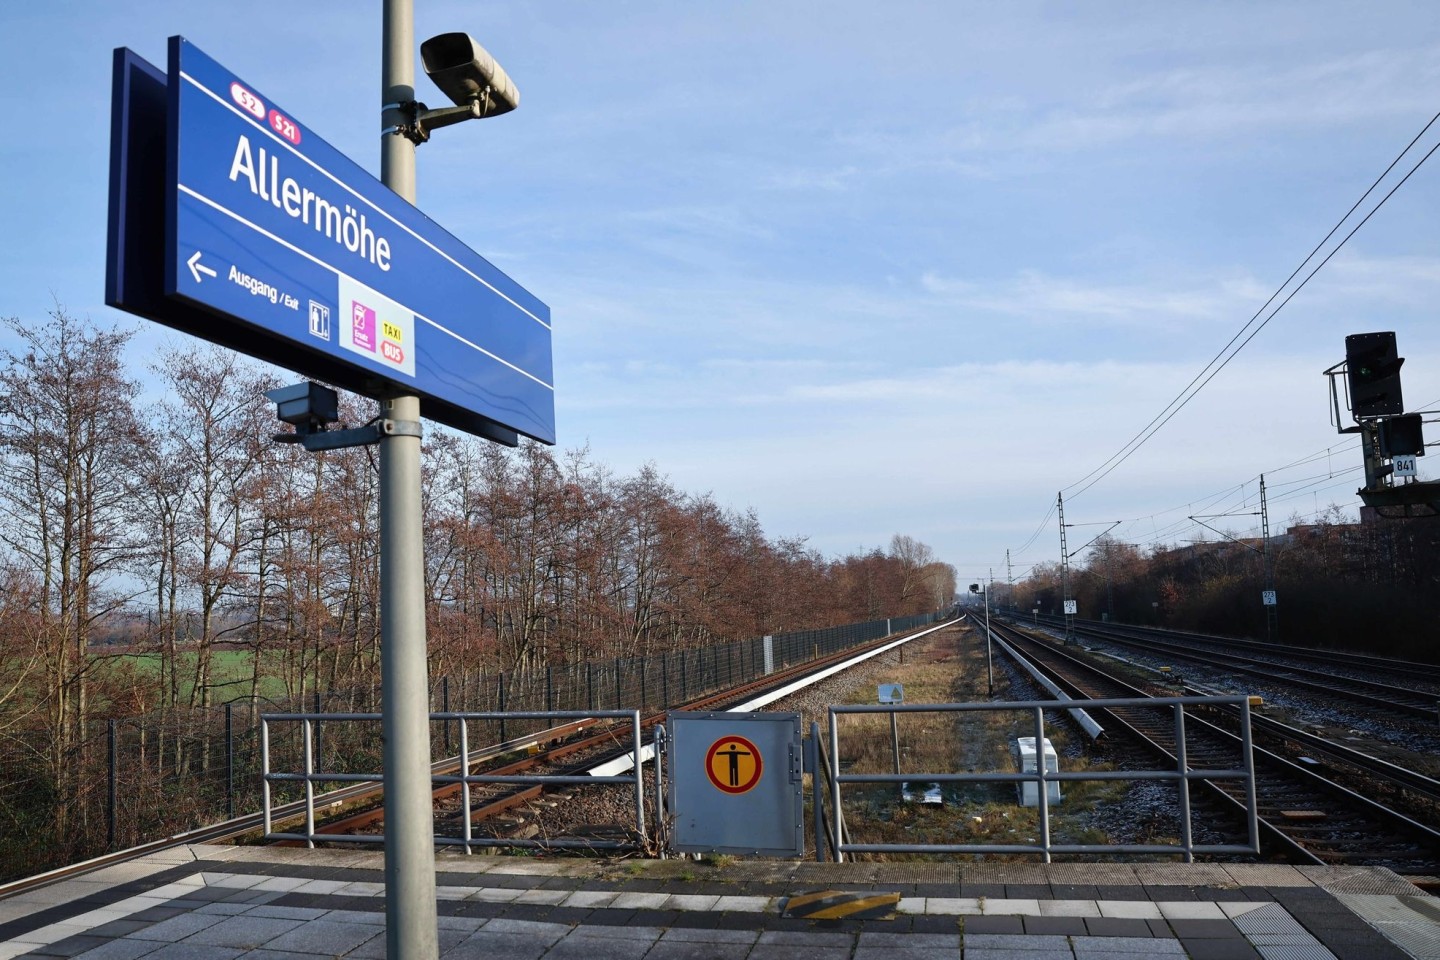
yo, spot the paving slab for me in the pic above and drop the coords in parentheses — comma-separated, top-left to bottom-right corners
(256, 919, 381, 955)
(125, 915, 226, 944)
(539, 937, 653, 960)
(444, 932, 553, 960)
(173, 915, 304, 950)
(3, 848, 1437, 960)
(131, 945, 248, 960)
(1073, 934, 1186, 955)
(641, 941, 750, 960)
(658, 928, 758, 944)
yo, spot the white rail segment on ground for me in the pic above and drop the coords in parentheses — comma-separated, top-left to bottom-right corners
(991, 631, 1106, 740)
(585, 622, 952, 778)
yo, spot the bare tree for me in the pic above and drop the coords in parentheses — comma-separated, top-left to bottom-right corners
(0, 310, 143, 829)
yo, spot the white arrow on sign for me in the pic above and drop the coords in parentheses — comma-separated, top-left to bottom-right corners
(187, 251, 217, 283)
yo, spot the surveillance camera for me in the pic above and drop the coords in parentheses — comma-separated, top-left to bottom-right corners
(265, 382, 339, 429)
(421, 33, 519, 116)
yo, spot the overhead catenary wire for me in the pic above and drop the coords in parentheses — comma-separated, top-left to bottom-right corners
(1060, 108, 1440, 501)
(1005, 393, 1433, 575)
(1070, 141, 1440, 500)
(1015, 457, 1369, 566)
(1012, 499, 1057, 557)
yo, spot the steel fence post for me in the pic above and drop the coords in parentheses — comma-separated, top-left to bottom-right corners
(631, 711, 645, 843)
(302, 718, 316, 849)
(1033, 706, 1051, 863)
(498, 673, 507, 742)
(312, 690, 323, 772)
(442, 676, 451, 753)
(653, 726, 666, 856)
(108, 719, 118, 850)
(460, 718, 472, 855)
(1240, 697, 1260, 855)
(260, 718, 272, 837)
(1174, 703, 1193, 862)
(808, 724, 824, 862)
(828, 710, 843, 863)
(225, 702, 235, 821)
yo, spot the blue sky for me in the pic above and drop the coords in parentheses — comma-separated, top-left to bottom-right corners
(3, 2, 1439, 584)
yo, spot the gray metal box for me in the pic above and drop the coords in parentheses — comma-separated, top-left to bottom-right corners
(667, 711, 804, 857)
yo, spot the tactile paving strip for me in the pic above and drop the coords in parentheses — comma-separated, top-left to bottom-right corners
(872, 863, 957, 883)
(1233, 902, 1310, 936)
(1304, 866, 1426, 896)
(1337, 894, 1440, 959)
(1247, 945, 1338, 960)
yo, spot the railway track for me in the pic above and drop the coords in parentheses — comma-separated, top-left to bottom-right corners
(1031, 614, 1440, 721)
(18, 612, 1435, 896)
(0, 622, 946, 895)
(989, 618, 1440, 875)
(298, 622, 948, 844)
(1048, 615, 1440, 686)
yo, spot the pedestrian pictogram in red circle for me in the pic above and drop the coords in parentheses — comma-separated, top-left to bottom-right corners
(705, 735, 763, 794)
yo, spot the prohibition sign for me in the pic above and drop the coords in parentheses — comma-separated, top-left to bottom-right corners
(705, 735, 763, 794)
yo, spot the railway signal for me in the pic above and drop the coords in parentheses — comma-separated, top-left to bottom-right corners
(1324, 331, 1437, 516)
(1345, 332, 1404, 419)
(1379, 413, 1425, 459)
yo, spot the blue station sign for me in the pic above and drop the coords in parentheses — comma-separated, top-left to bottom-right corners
(107, 37, 554, 444)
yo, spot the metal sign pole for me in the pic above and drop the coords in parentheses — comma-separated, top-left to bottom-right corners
(380, 1, 439, 957)
(985, 568, 993, 696)
(1058, 492, 1073, 643)
(1260, 474, 1278, 644)
(889, 711, 900, 775)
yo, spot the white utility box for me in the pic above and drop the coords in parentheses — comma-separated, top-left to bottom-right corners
(1012, 736, 1061, 807)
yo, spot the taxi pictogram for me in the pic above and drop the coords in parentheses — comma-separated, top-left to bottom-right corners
(704, 735, 763, 794)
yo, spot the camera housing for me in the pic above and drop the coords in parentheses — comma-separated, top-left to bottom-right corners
(265, 382, 339, 430)
(420, 33, 519, 116)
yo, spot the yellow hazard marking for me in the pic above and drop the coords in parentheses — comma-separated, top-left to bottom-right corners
(781, 890, 900, 920)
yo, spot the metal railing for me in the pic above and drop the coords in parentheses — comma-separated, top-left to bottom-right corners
(825, 695, 1260, 862)
(260, 709, 649, 852)
(807, 721, 849, 861)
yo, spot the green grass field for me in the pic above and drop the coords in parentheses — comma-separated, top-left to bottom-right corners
(97, 650, 290, 704)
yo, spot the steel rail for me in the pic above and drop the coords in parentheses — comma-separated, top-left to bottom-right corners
(991, 619, 1440, 871)
(1037, 613, 1440, 686)
(1, 621, 949, 894)
(1053, 620, 1438, 719)
(302, 620, 951, 840)
(990, 621, 1319, 865)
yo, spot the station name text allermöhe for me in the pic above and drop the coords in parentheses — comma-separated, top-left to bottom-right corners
(227, 134, 392, 272)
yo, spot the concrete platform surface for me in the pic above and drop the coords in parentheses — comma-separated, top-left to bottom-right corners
(1, 846, 1436, 959)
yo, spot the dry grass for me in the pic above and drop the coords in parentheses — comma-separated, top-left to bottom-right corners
(826, 624, 1128, 859)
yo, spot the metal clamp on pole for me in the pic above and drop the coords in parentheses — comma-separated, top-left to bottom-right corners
(264, 383, 426, 451)
(390, 99, 492, 144)
(381, 418, 423, 438)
